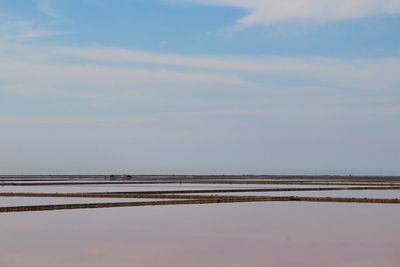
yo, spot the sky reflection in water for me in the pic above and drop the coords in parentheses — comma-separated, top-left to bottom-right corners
(1, 202, 399, 267)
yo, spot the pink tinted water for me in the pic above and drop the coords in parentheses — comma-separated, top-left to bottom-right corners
(0, 202, 399, 267)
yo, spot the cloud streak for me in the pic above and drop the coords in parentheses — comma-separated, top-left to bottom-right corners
(33, 0, 57, 17)
(177, 0, 400, 26)
(0, 116, 154, 125)
(0, 58, 247, 96)
(59, 46, 400, 91)
(1, 44, 399, 100)
(0, 21, 64, 42)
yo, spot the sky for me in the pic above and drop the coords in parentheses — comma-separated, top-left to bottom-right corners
(0, 0, 399, 175)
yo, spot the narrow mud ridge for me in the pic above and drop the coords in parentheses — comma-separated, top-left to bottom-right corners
(1, 196, 400, 213)
(0, 200, 214, 213)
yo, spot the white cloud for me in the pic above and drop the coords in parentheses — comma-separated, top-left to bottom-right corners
(177, 0, 400, 26)
(1, 43, 399, 102)
(0, 44, 248, 99)
(59, 46, 400, 91)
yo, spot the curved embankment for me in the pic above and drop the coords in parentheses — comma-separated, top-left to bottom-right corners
(1, 195, 399, 213)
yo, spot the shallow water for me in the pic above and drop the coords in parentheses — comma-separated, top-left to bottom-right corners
(1, 180, 399, 267)
(194, 189, 400, 199)
(0, 197, 164, 207)
(0, 183, 383, 193)
(0, 202, 399, 267)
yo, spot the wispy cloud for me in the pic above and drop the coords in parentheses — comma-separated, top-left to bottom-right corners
(59, 46, 400, 91)
(33, 0, 57, 17)
(0, 44, 249, 101)
(176, 0, 400, 26)
(0, 21, 64, 42)
(0, 116, 154, 125)
(0, 43, 399, 115)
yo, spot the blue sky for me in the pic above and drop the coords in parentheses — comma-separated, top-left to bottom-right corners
(0, 0, 399, 174)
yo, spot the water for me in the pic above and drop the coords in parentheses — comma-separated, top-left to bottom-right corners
(0, 202, 399, 267)
(193, 189, 400, 199)
(0, 183, 383, 193)
(0, 197, 165, 207)
(1, 180, 399, 267)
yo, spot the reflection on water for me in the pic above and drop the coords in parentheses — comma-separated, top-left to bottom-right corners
(0, 183, 382, 193)
(195, 190, 400, 199)
(1, 177, 399, 267)
(0, 197, 165, 207)
(0, 202, 399, 267)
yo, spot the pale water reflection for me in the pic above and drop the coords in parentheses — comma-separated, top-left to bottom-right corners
(0, 183, 383, 193)
(196, 190, 400, 199)
(1, 202, 399, 267)
(0, 197, 164, 207)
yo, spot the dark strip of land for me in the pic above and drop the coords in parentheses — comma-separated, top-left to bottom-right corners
(1, 196, 400, 213)
(2, 180, 400, 186)
(2, 192, 397, 202)
(1, 175, 400, 182)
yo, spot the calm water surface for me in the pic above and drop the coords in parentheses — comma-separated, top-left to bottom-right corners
(0, 202, 399, 267)
(0, 183, 383, 193)
(196, 190, 400, 199)
(0, 197, 164, 207)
